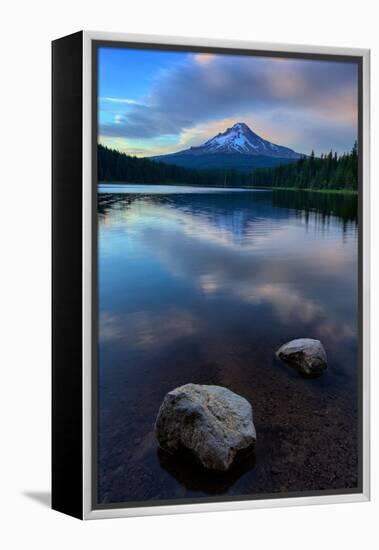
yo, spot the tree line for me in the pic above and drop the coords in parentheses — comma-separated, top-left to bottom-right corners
(98, 144, 252, 186)
(251, 143, 358, 190)
(98, 142, 358, 191)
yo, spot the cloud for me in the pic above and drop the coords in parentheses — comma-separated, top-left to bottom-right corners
(101, 102, 193, 139)
(100, 96, 140, 105)
(194, 53, 216, 65)
(99, 54, 358, 153)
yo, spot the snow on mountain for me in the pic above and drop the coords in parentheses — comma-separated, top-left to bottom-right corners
(178, 122, 303, 159)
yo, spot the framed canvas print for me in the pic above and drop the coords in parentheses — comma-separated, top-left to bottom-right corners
(52, 31, 370, 519)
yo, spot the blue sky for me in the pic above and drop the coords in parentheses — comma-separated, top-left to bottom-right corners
(98, 46, 358, 157)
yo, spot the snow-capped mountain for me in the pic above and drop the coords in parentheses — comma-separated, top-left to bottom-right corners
(179, 122, 302, 159)
(150, 122, 304, 171)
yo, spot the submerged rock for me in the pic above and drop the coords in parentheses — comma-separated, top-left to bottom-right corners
(155, 383, 256, 471)
(276, 338, 327, 377)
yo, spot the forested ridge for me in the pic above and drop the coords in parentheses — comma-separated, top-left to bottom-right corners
(251, 143, 358, 190)
(98, 144, 251, 186)
(98, 143, 358, 191)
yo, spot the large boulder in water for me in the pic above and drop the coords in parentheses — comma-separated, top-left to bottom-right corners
(276, 338, 327, 377)
(155, 383, 256, 471)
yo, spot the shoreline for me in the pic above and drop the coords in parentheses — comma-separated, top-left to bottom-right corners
(247, 186, 358, 195)
(98, 181, 357, 194)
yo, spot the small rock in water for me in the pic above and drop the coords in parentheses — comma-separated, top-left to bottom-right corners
(276, 338, 327, 377)
(155, 383, 256, 471)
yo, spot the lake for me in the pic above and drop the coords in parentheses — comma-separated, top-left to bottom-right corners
(97, 185, 359, 505)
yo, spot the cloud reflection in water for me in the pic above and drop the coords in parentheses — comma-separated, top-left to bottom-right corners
(98, 189, 357, 358)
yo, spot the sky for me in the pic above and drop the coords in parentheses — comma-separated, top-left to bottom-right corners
(98, 46, 358, 157)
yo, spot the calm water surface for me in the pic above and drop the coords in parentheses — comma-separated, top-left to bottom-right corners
(97, 185, 359, 505)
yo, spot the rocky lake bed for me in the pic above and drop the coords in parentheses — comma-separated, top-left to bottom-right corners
(98, 333, 358, 504)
